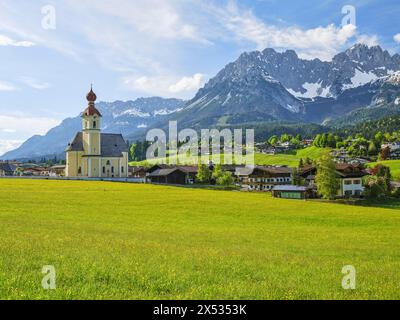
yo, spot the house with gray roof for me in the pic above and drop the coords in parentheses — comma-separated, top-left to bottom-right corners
(0, 162, 16, 176)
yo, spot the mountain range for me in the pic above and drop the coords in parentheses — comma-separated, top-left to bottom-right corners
(1, 43, 400, 160)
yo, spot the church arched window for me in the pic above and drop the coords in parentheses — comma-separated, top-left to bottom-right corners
(93, 121, 96, 128)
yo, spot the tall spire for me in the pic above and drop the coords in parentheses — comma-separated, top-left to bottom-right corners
(83, 85, 101, 117)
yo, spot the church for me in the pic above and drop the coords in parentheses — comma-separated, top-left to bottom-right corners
(65, 87, 129, 178)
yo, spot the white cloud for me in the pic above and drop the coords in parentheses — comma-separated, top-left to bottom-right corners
(394, 33, 400, 43)
(356, 34, 379, 47)
(0, 115, 60, 137)
(168, 74, 205, 93)
(208, 2, 357, 61)
(0, 81, 17, 91)
(0, 0, 386, 100)
(77, 0, 211, 44)
(0, 139, 23, 156)
(0, 34, 34, 47)
(123, 73, 206, 98)
(19, 77, 51, 90)
(1, 128, 16, 133)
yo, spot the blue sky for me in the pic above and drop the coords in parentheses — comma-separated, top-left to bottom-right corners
(0, 0, 399, 155)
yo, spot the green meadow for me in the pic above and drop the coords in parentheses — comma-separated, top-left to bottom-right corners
(368, 160, 400, 181)
(254, 147, 331, 167)
(129, 146, 330, 167)
(0, 179, 399, 300)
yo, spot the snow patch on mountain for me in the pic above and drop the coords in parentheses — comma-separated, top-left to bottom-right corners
(154, 107, 183, 116)
(387, 72, 400, 85)
(222, 91, 232, 106)
(344, 68, 379, 89)
(285, 104, 299, 112)
(287, 82, 331, 99)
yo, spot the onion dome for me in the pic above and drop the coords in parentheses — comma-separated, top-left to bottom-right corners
(86, 86, 97, 102)
(82, 85, 102, 117)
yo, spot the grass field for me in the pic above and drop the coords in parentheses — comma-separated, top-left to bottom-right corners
(0, 179, 399, 300)
(254, 147, 330, 167)
(129, 146, 330, 167)
(368, 160, 400, 181)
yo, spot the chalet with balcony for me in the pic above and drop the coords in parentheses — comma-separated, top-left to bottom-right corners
(235, 166, 293, 191)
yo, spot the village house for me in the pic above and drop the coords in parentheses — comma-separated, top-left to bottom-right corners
(235, 166, 293, 191)
(381, 142, 400, 160)
(336, 163, 367, 198)
(20, 167, 46, 176)
(0, 162, 16, 176)
(331, 149, 351, 163)
(128, 166, 147, 182)
(275, 141, 296, 153)
(299, 163, 367, 198)
(255, 143, 276, 155)
(301, 139, 314, 147)
(65, 87, 129, 178)
(298, 164, 317, 187)
(49, 165, 66, 177)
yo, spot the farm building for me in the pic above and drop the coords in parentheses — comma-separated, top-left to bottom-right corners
(147, 168, 189, 185)
(272, 185, 310, 199)
(146, 165, 198, 185)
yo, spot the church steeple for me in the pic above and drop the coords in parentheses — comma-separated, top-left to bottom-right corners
(83, 85, 102, 117)
(81, 85, 102, 157)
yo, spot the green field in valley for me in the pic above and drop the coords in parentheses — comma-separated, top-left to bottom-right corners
(368, 160, 400, 181)
(129, 146, 330, 167)
(254, 147, 331, 167)
(0, 179, 399, 300)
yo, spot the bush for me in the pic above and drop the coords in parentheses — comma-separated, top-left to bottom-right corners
(363, 176, 388, 199)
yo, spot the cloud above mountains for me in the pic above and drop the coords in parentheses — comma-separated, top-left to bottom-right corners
(0, 81, 17, 92)
(0, 0, 393, 99)
(123, 73, 206, 98)
(0, 34, 34, 47)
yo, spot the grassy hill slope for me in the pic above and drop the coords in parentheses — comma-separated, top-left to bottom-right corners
(129, 146, 330, 167)
(367, 160, 400, 181)
(0, 179, 399, 299)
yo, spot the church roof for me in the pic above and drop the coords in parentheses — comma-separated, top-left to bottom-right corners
(66, 132, 128, 157)
(66, 132, 84, 152)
